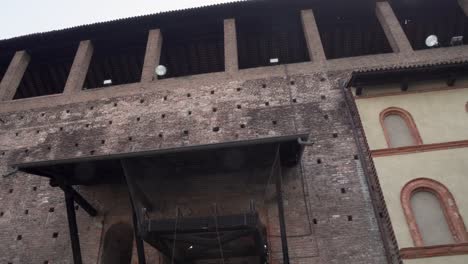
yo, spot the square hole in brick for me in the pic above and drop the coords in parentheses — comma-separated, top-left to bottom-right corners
(210, 90, 215, 94)
(49, 207, 55, 213)
(212, 127, 220, 132)
(316, 159, 322, 164)
(52, 232, 58, 238)
(237, 105, 242, 109)
(347, 215, 353, 221)
(212, 107, 217, 112)
(17, 235, 22, 240)
(33, 186, 37, 191)
(354, 155, 359, 160)
(183, 130, 189, 135)
(341, 188, 346, 194)
(332, 133, 338, 138)
(24, 210, 28, 215)
(324, 114, 329, 120)
(9, 189, 13, 193)
(1, 212, 4, 217)
(313, 218, 318, 224)
(321, 95, 326, 100)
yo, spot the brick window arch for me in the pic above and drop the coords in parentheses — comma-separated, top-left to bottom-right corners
(401, 178, 468, 247)
(380, 107, 423, 148)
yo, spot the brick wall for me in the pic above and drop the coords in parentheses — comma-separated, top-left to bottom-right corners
(0, 71, 387, 264)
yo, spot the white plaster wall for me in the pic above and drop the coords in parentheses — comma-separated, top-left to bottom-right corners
(355, 87, 468, 150)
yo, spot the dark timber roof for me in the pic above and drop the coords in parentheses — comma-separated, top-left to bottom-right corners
(0, 0, 375, 53)
(346, 60, 468, 87)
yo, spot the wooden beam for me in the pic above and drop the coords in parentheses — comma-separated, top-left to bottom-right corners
(301, 9, 326, 63)
(224, 19, 239, 73)
(64, 40, 93, 94)
(141, 29, 163, 82)
(0, 50, 30, 101)
(376, 2, 413, 54)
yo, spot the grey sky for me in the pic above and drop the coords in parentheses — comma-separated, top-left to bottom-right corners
(0, 0, 236, 40)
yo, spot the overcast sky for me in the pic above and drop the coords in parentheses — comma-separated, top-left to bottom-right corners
(0, 0, 236, 40)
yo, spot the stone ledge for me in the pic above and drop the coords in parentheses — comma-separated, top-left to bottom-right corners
(400, 243, 468, 259)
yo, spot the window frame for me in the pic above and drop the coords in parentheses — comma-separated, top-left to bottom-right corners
(400, 178, 468, 247)
(380, 107, 423, 148)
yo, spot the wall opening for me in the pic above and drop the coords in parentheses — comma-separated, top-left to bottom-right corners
(158, 19, 224, 79)
(315, 9, 392, 59)
(411, 191, 455, 246)
(391, 0, 468, 50)
(101, 223, 134, 264)
(236, 10, 310, 69)
(13, 44, 77, 100)
(84, 31, 147, 89)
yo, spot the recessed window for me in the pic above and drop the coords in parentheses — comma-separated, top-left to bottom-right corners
(380, 107, 422, 148)
(391, 0, 468, 50)
(315, 9, 392, 59)
(411, 191, 455, 246)
(159, 19, 224, 79)
(13, 44, 77, 99)
(401, 178, 468, 247)
(236, 10, 309, 69)
(84, 31, 147, 89)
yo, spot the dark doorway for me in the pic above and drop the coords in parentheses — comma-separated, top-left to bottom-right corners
(101, 223, 134, 264)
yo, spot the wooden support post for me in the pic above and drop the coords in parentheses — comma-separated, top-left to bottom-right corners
(275, 148, 290, 264)
(64, 40, 93, 94)
(58, 185, 97, 217)
(141, 29, 163, 82)
(224, 18, 239, 73)
(131, 199, 147, 264)
(300, 9, 326, 63)
(0, 50, 30, 101)
(376, 2, 413, 54)
(64, 186, 83, 264)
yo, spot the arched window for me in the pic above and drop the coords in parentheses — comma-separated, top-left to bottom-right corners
(380, 107, 422, 148)
(401, 178, 468, 247)
(101, 223, 134, 264)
